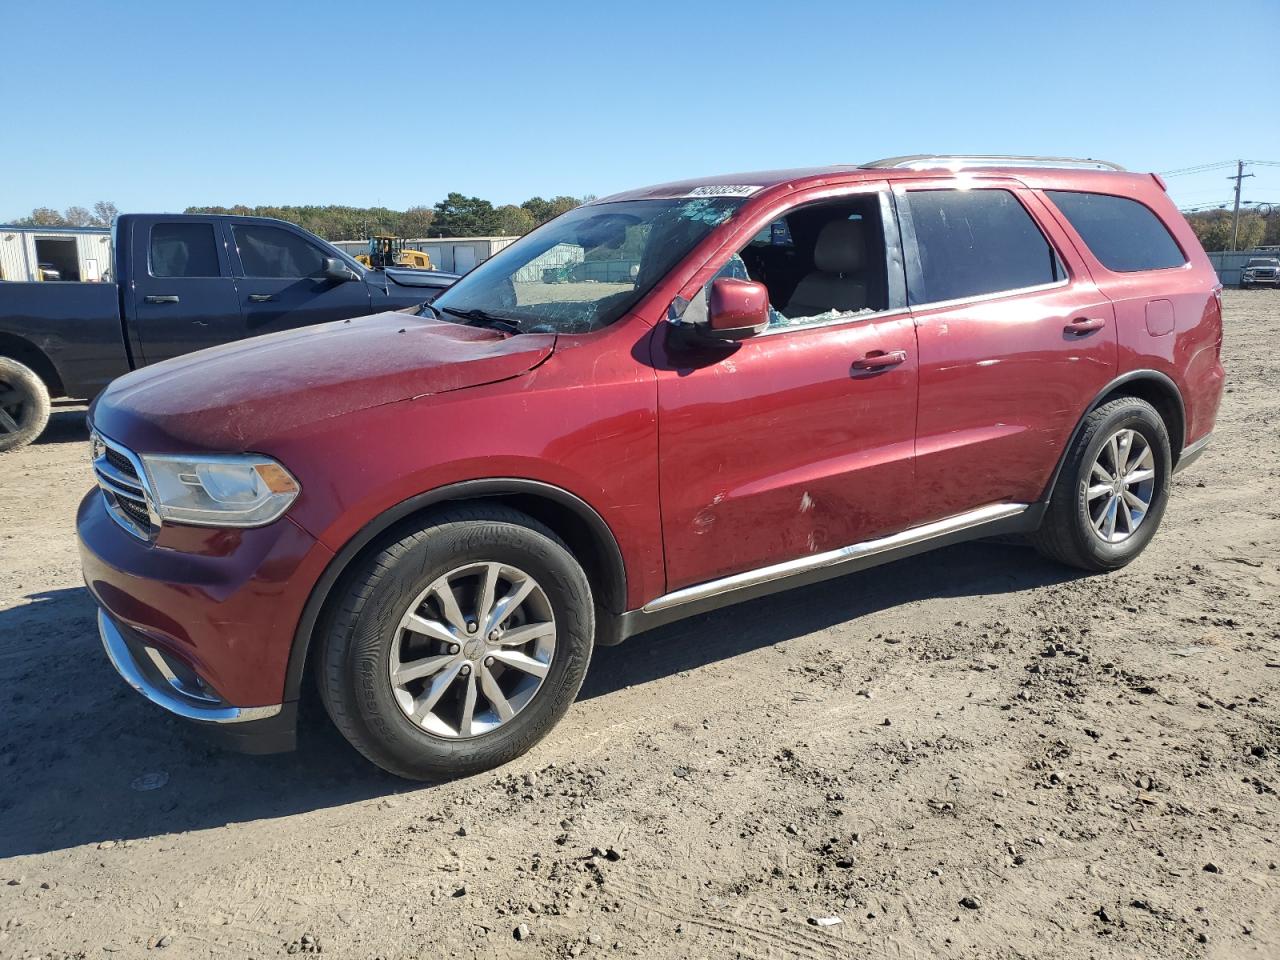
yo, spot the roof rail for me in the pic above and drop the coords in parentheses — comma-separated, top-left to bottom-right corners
(863, 154, 1126, 172)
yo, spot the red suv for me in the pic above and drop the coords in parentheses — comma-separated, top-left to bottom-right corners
(79, 156, 1224, 779)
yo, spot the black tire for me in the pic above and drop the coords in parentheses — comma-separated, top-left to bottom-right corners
(1031, 397, 1172, 572)
(316, 504, 595, 780)
(0, 357, 52, 453)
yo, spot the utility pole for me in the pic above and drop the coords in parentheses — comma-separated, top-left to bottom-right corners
(1228, 160, 1255, 251)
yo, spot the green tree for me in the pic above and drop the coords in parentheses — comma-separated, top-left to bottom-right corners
(1187, 209, 1268, 252)
(400, 205, 436, 237)
(62, 206, 93, 226)
(91, 201, 119, 228)
(1235, 214, 1266, 250)
(430, 194, 499, 236)
(1263, 210, 1280, 246)
(522, 195, 583, 226)
(494, 204, 535, 236)
(16, 207, 67, 226)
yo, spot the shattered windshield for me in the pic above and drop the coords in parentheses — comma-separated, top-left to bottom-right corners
(428, 197, 745, 334)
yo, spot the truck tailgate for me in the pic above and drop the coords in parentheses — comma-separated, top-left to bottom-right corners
(1, 282, 128, 399)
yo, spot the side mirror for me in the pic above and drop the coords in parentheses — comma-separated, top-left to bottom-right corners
(322, 257, 358, 281)
(707, 277, 769, 340)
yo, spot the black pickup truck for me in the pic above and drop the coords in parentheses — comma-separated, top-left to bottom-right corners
(0, 213, 457, 451)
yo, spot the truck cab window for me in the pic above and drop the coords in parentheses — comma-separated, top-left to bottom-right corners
(150, 223, 220, 278)
(233, 224, 327, 279)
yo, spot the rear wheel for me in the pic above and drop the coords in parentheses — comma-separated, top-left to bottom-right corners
(0, 357, 52, 453)
(1031, 397, 1172, 571)
(317, 504, 594, 780)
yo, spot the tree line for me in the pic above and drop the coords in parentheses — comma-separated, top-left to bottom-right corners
(1183, 207, 1279, 253)
(6, 194, 588, 240)
(184, 194, 591, 240)
(9, 201, 119, 229)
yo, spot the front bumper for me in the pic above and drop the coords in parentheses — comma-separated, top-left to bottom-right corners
(1242, 275, 1279, 285)
(97, 609, 280, 722)
(78, 487, 334, 753)
(98, 610, 299, 753)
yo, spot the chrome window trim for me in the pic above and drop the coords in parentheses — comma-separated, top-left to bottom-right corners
(754, 306, 912, 337)
(905, 277, 1071, 314)
(642, 502, 1029, 614)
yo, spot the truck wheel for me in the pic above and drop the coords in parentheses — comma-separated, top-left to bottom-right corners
(316, 504, 595, 780)
(1031, 397, 1172, 572)
(0, 357, 52, 454)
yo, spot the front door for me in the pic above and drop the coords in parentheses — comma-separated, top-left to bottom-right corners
(654, 186, 919, 592)
(130, 219, 244, 364)
(228, 222, 372, 336)
(896, 182, 1118, 521)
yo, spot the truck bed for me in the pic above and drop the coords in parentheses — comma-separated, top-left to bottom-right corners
(0, 282, 129, 399)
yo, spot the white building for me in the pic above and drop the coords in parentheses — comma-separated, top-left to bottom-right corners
(330, 236, 519, 274)
(0, 225, 113, 282)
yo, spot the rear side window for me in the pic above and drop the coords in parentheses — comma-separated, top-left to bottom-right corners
(150, 223, 220, 278)
(904, 189, 1063, 304)
(233, 224, 327, 278)
(1045, 190, 1185, 273)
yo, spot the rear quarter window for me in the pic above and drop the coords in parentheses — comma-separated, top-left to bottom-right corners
(1045, 190, 1186, 273)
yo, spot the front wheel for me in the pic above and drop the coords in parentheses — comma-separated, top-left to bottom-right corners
(316, 504, 595, 780)
(0, 357, 52, 453)
(1031, 397, 1172, 571)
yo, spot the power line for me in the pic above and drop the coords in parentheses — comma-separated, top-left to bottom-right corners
(1160, 160, 1236, 176)
(1160, 159, 1280, 176)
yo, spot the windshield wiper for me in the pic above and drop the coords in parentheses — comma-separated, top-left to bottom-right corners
(437, 305, 523, 334)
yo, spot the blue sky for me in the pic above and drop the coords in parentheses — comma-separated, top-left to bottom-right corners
(5, 0, 1278, 220)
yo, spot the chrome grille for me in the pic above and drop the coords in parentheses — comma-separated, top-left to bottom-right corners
(91, 430, 156, 541)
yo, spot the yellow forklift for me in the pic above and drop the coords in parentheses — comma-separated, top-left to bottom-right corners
(355, 235, 434, 271)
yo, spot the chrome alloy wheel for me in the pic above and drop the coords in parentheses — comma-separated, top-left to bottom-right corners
(1087, 428, 1157, 544)
(389, 561, 556, 738)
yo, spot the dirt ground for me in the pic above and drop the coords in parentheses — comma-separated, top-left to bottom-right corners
(1, 290, 1277, 960)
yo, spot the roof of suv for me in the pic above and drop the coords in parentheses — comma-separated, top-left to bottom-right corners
(597, 156, 1151, 204)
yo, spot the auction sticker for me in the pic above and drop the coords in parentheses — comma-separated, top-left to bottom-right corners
(685, 185, 763, 198)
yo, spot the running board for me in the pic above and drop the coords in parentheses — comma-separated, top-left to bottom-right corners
(615, 502, 1036, 641)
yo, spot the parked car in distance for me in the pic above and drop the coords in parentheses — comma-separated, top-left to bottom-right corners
(1240, 256, 1279, 289)
(0, 213, 457, 451)
(78, 156, 1224, 780)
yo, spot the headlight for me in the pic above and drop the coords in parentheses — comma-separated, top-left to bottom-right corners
(140, 453, 300, 527)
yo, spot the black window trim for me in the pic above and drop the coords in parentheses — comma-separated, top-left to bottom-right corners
(1042, 188, 1189, 275)
(146, 220, 226, 280)
(893, 184, 1071, 311)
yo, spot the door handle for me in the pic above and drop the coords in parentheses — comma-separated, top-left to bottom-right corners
(248, 294, 275, 303)
(144, 295, 179, 304)
(851, 349, 908, 372)
(1065, 317, 1106, 334)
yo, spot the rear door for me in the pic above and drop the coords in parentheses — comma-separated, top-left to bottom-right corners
(227, 221, 372, 336)
(896, 181, 1117, 521)
(130, 218, 243, 364)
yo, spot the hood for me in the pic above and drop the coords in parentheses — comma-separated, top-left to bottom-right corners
(91, 311, 554, 452)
